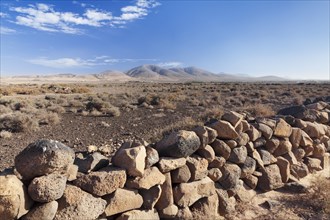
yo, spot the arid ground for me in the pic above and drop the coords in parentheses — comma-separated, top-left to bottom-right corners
(1, 81, 330, 219)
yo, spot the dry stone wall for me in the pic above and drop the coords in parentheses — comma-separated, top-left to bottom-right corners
(1, 101, 330, 219)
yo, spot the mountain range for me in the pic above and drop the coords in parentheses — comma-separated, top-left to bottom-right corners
(2, 65, 287, 84)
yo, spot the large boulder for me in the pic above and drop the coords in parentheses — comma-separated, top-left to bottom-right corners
(173, 177, 215, 207)
(211, 139, 231, 159)
(228, 146, 247, 164)
(222, 111, 244, 128)
(257, 164, 283, 191)
(28, 173, 67, 202)
(0, 171, 33, 219)
(22, 201, 58, 220)
(104, 188, 143, 217)
(219, 163, 241, 190)
(155, 172, 174, 210)
(55, 185, 106, 220)
(15, 139, 75, 180)
(209, 120, 239, 139)
(73, 167, 126, 196)
(155, 130, 200, 158)
(186, 155, 209, 181)
(126, 167, 165, 190)
(274, 118, 292, 138)
(171, 165, 191, 183)
(112, 144, 146, 177)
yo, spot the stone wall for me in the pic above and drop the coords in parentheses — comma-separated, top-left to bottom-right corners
(1, 101, 330, 219)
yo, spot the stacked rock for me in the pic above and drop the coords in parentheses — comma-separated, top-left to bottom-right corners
(0, 101, 329, 219)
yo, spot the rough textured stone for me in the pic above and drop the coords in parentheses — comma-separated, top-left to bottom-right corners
(74, 152, 109, 173)
(208, 168, 222, 181)
(235, 183, 256, 202)
(55, 185, 106, 220)
(222, 111, 244, 128)
(158, 157, 186, 173)
(126, 167, 165, 190)
(313, 143, 326, 158)
(0, 171, 33, 219)
(235, 121, 244, 133)
(206, 126, 217, 144)
(192, 126, 209, 148)
(117, 209, 159, 220)
(171, 165, 191, 183)
(240, 156, 257, 178)
(158, 204, 178, 218)
(15, 139, 75, 180)
(197, 145, 215, 162)
(225, 139, 238, 148)
(243, 174, 258, 189)
(104, 188, 143, 217)
(173, 177, 215, 207)
(211, 139, 231, 159)
(219, 163, 241, 190)
(257, 123, 273, 140)
(246, 125, 261, 142)
(258, 149, 277, 166)
(228, 146, 247, 164)
(253, 137, 267, 148)
(241, 120, 250, 132)
(73, 167, 126, 196)
(300, 130, 313, 147)
(292, 148, 305, 162)
(112, 145, 146, 177)
(251, 150, 264, 168)
(216, 187, 236, 216)
(274, 118, 292, 138)
(191, 194, 219, 218)
(265, 137, 280, 153)
(236, 132, 250, 146)
(303, 122, 325, 138)
(186, 155, 208, 181)
(22, 201, 58, 220)
(257, 164, 283, 191)
(145, 146, 159, 168)
(208, 156, 226, 169)
(273, 139, 292, 156)
(246, 141, 255, 154)
(140, 185, 162, 210)
(320, 153, 330, 170)
(290, 128, 303, 148)
(276, 156, 290, 183)
(155, 130, 201, 158)
(28, 173, 67, 203)
(305, 157, 322, 172)
(209, 120, 239, 139)
(155, 172, 174, 210)
(282, 151, 298, 165)
(256, 118, 276, 130)
(177, 207, 193, 219)
(66, 164, 78, 181)
(290, 162, 309, 179)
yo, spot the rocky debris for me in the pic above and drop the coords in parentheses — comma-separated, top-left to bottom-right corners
(112, 144, 146, 177)
(117, 209, 160, 220)
(197, 145, 215, 162)
(273, 139, 292, 156)
(222, 111, 244, 128)
(66, 164, 78, 181)
(173, 177, 215, 207)
(243, 174, 258, 189)
(126, 167, 165, 190)
(155, 130, 200, 158)
(209, 120, 239, 139)
(158, 157, 186, 173)
(265, 137, 280, 153)
(211, 139, 231, 159)
(15, 139, 75, 180)
(0, 171, 33, 219)
(74, 152, 109, 173)
(104, 188, 143, 217)
(216, 187, 236, 216)
(73, 167, 126, 196)
(140, 185, 162, 210)
(28, 173, 67, 202)
(55, 185, 106, 220)
(257, 164, 283, 191)
(155, 172, 174, 210)
(145, 146, 159, 168)
(22, 201, 58, 220)
(209, 156, 226, 169)
(186, 155, 209, 181)
(228, 146, 247, 164)
(246, 125, 261, 142)
(191, 194, 219, 218)
(305, 157, 322, 172)
(171, 165, 191, 183)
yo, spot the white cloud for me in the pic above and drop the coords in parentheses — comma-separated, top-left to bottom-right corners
(0, 26, 17, 34)
(7, 0, 161, 34)
(28, 56, 159, 68)
(158, 62, 183, 68)
(0, 12, 8, 18)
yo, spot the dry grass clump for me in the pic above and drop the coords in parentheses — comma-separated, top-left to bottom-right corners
(138, 93, 177, 110)
(243, 104, 275, 117)
(0, 112, 39, 132)
(306, 176, 330, 215)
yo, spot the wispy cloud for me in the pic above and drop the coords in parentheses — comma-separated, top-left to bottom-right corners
(28, 56, 158, 68)
(0, 12, 8, 18)
(158, 62, 183, 68)
(8, 0, 161, 34)
(0, 26, 16, 34)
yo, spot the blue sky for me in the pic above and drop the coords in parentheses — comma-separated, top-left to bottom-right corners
(0, 0, 329, 79)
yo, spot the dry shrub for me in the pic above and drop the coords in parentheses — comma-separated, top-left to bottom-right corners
(201, 106, 224, 121)
(37, 111, 60, 125)
(103, 106, 121, 117)
(0, 112, 39, 132)
(307, 176, 330, 215)
(47, 105, 65, 114)
(243, 104, 275, 117)
(0, 130, 12, 139)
